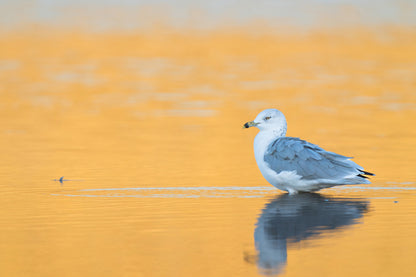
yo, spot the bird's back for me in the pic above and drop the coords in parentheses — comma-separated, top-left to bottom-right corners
(262, 137, 373, 192)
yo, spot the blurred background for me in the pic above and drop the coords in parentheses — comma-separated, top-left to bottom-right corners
(1, 1, 416, 277)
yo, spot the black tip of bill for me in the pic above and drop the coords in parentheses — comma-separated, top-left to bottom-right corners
(243, 121, 258, 129)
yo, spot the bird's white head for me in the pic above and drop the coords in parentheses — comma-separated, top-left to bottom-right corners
(244, 109, 287, 136)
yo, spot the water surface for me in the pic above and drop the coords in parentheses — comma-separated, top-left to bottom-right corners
(0, 25, 416, 277)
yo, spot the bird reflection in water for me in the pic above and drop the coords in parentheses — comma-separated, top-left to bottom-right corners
(250, 193, 369, 276)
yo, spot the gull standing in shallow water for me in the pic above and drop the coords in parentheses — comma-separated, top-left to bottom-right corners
(244, 109, 374, 194)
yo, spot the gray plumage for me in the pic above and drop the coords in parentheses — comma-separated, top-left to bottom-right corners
(264, 137, 370, 183)
(245, 108, 374, 193)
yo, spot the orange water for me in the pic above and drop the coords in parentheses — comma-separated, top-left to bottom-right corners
(0, 28, 415, 276)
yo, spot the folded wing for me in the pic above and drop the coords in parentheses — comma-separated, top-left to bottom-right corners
(264, 137, 371, 181)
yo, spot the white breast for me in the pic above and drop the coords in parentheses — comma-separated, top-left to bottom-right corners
(254, 131, 282, 186)
(253, 130, 305, 193)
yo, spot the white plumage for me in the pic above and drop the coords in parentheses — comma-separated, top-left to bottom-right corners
(244, 109, 374, 194)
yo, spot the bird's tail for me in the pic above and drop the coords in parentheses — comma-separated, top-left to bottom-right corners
(357, 169, 375, 179)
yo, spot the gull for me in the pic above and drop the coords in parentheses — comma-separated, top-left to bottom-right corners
(244, 109, 374, 194)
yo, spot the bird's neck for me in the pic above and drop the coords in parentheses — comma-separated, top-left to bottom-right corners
(254, 129, 286, 164)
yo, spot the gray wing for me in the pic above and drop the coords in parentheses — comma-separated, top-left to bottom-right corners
(264, 137, 364, 180)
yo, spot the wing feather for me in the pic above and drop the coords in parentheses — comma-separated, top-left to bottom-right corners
(264, 137, 362, 181)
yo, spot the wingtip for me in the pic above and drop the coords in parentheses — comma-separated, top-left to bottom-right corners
(359, 169, 375, 176)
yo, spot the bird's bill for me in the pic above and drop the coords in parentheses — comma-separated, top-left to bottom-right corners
(243, 121, 259, 128)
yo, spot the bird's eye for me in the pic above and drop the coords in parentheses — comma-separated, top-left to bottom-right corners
(264, 116, 271, 121)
